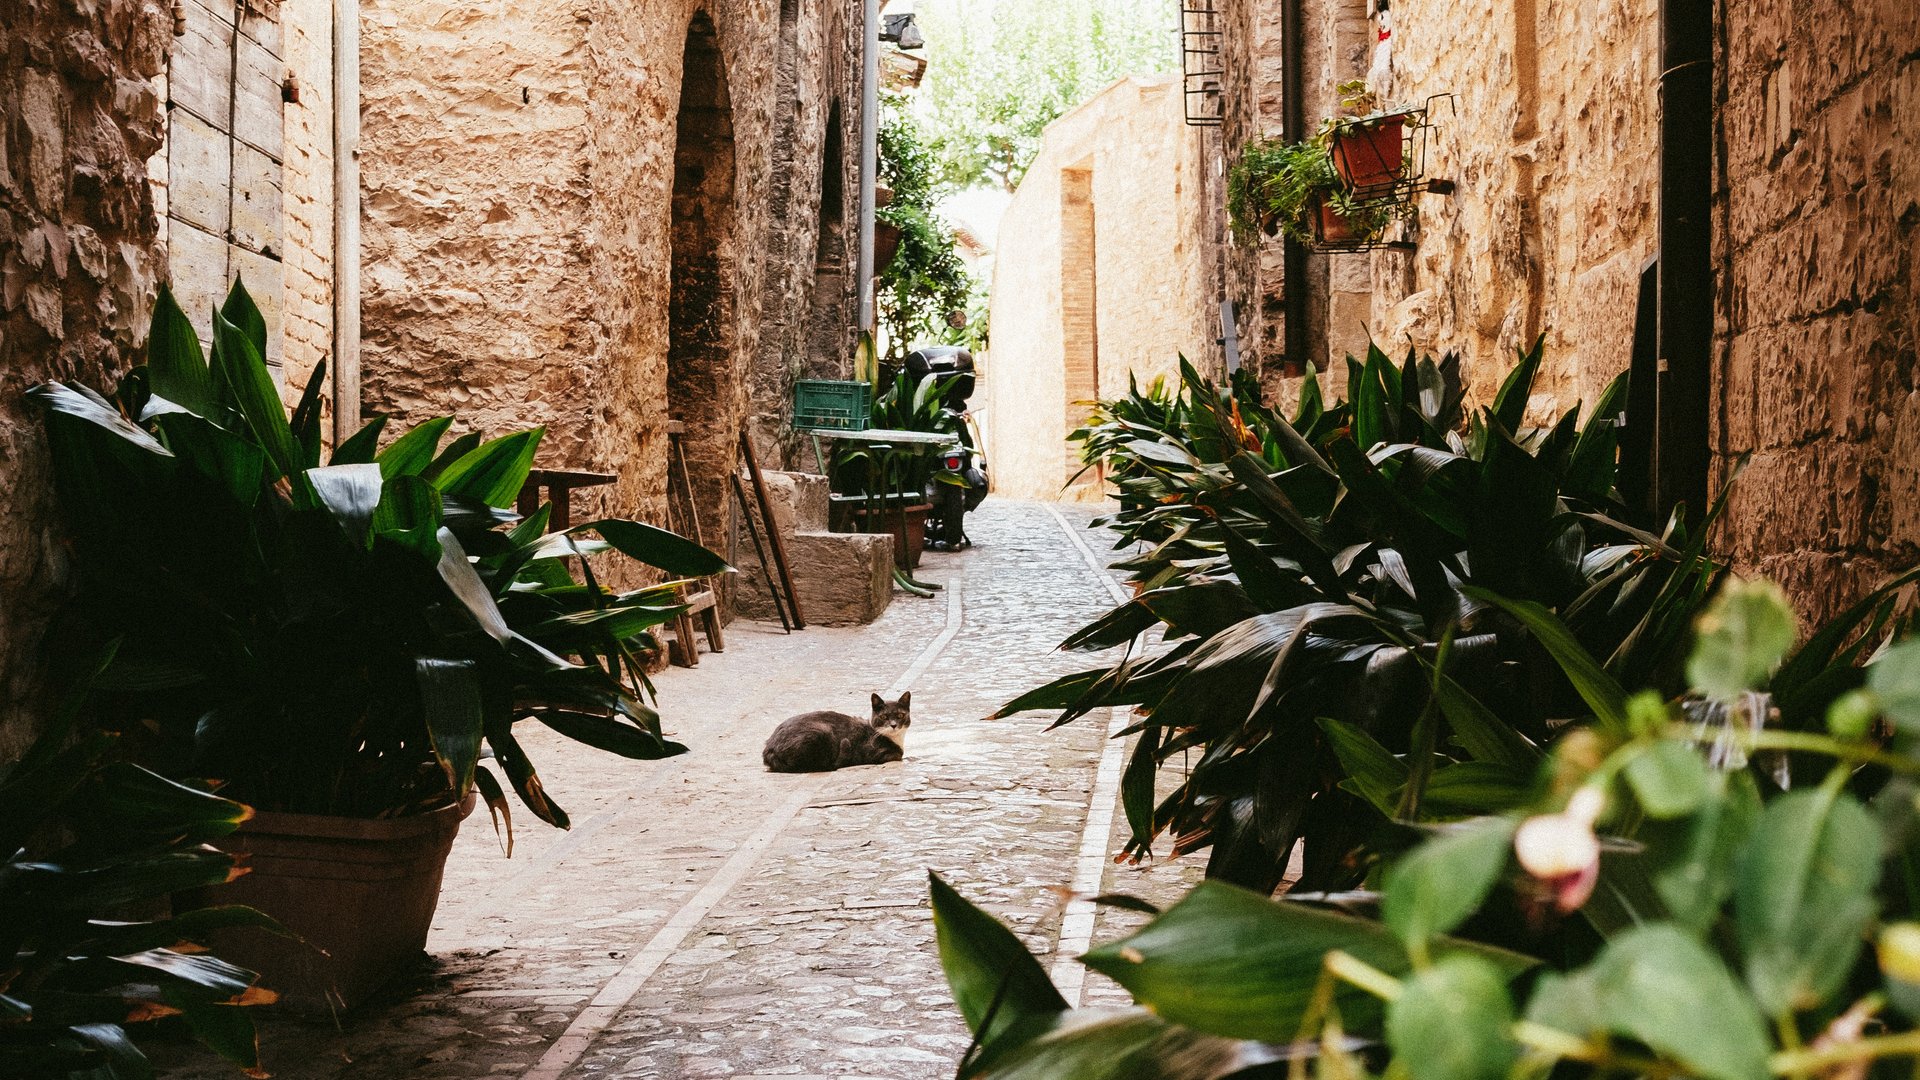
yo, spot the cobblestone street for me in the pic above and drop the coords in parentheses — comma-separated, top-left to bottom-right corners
(163, 500, 1201, 1080)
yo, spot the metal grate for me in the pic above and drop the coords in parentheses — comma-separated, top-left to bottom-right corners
(1180, 1, 1225, 126)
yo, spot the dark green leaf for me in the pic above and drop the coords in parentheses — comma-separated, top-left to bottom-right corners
(1586, 924, 1770, 1080)
(307, 463, 385, 546)
(537, 711, 683, 760)
(1466, 588, 1630, 734)
(929, 871, 1069, 1054)
(1641, 769, 1760, 933)
(1381, 818, 1517, 949)
(1386, 956, 1519, 1080)
(1735, 787, 1881, 1013)
(417, 659, 484, 796)
(964, 1008, 1276, 1080)
(1082, 881, 1534, 1042)
(377, 416, 454, 478)
(571, 518, 731, 578)
(1318, 717, 1409, 815)
(1623, 741, 1711, 819)
(1490, 335, 1544, 435)
(146, 284, 215, 416)
(434, 428, 544, 508)
(330, 414, 389, 465)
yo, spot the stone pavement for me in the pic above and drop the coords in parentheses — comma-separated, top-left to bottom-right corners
(159, 500, 1204, 1080)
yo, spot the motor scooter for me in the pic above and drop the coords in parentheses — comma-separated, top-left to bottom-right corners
(903, 345, 988, 549)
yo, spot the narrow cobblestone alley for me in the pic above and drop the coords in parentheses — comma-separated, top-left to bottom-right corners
(162, 500, 1200, 1080)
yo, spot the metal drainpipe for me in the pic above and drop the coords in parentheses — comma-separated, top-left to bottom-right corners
(1653, 0, 1712, 524)
(332, 0, 362, 440)
(1279, 0, 1309, 376)
(856, 0, 879, 332)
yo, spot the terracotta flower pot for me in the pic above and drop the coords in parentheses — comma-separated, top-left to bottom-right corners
(179, 797, 474, 1013)
(1316, 198, 1357, 243)
(874, 220, 903, 273)
(1331, 114, 1408, 193)
(832, 497, 930, 569)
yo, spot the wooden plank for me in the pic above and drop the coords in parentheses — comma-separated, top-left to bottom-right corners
(168, 2, 234, 129)
(231, 30, 284, 159)
(166, 221, 229, 349)
(167, 109, 231, 236)
(230, 139, 283, 256)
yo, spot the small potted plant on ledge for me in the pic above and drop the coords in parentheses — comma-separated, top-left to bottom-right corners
(31, 280, 730, 1012)
(1326, 78, 1419, 196)
(1227, 134, 1395, 248)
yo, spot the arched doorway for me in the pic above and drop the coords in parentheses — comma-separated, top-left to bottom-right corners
(667, 10, 739, 549)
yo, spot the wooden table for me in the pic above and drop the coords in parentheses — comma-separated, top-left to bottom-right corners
(516, 468, 617, 529)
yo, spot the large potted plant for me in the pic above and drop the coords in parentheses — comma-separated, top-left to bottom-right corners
(32, 280, 729, 1011)
(828, 370, 963, 569)
(0, 657, 278, 1077)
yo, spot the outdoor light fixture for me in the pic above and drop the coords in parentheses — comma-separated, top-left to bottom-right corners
(881, 13, 925, 49)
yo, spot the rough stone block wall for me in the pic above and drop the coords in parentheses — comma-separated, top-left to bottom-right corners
(1712, 0, 1920, 621)
(359, 0, 863, 587)
(985, 76, 1214, 502)
(1364, 0, 1657, 415)
(0, 0, 170, 754)
(358, 0, 600, 472)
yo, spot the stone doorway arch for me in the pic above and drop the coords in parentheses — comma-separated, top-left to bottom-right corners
(666, 10, 740, 548)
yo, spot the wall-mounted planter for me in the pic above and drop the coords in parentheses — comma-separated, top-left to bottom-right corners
(874, 220, 903, 273)
(1330, 113, 1410, 195)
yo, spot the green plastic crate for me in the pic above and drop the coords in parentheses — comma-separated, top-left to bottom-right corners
(793, 380, 872, 431)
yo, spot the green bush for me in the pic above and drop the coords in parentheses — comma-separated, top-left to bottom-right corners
(1010, 343, 1730, 892)
(0, 657, 277, 1079)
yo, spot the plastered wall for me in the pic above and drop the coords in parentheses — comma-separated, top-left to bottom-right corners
(985, 75, 1213, 503)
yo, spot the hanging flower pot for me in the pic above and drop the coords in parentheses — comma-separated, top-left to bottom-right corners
(1330, 112, 1410, 195)
(874, 219, 903, 272)
(1316, 197, 1357, 243)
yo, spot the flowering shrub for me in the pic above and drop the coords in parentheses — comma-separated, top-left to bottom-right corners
(936, 576, 1920, 1078)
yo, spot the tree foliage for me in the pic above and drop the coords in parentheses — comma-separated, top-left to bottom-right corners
(877, 93, 972, 365)
(916, 0, 1178, 193)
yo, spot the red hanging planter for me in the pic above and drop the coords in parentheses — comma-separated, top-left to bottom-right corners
(1329, 112, 1411, 196)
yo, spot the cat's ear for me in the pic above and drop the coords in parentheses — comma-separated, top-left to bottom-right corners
(897, 691, 911, 711)
(871, 692, 886, 713)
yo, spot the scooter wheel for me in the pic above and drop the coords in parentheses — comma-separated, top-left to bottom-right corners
(938, 482, 967, 548)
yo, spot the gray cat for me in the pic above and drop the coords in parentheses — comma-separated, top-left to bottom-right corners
(763, 693, 912, 772)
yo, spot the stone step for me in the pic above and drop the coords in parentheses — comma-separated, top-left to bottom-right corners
(733, 529, 893, 626)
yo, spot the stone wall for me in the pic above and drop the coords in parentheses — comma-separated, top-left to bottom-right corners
(0, 0, 170, 754)
(1711, 0, 1920, 619)
(985, 75, 1213, 502)
(360, 0, 864, 576)
(1362, 0, 1658, 417)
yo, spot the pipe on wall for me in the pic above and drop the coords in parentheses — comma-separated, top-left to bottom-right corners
(1652, 0, 1712, 524)
(331, 0, 362, 439)
(856, 0, 879, 331)
(1279, 0, 1309, 375)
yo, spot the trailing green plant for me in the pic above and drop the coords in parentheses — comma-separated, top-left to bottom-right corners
(0, 651, 280, 1079)
(1001, 342, 1741, 892)
(1226, 135, 1394, 246)
(936, 574, 1920, 1080)
(31, 280, 730, 838)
